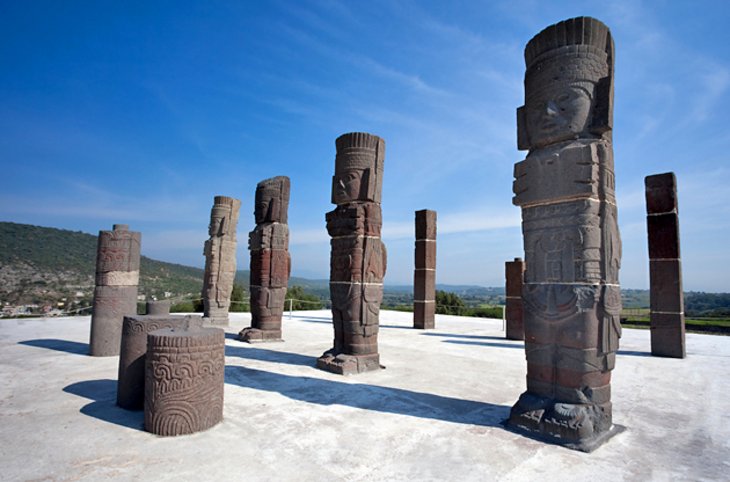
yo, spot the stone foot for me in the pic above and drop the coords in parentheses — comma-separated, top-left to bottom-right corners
(505, 392, 623, 452)
(238, 327, 283, 343)
(316, 351, 382, 375)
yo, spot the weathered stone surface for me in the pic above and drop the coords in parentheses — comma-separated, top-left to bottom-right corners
(239, 177, 291, 343)
(146, 301, 171, 316)
(413, 269, 435, 304)
(318, 132, 387, 375)
(507, 17, 623, 452)
(414, 301, 435, 330)
(117, 315, 202, 410)
(202, 196, 241, 326)
(89, 224, 141, 357)
(646, 172, 685, 358)
(505, 258, 525, 340)
(144, 326, 225, 436)
(414, 209, 436, 330)
(415, 209, 437, 240)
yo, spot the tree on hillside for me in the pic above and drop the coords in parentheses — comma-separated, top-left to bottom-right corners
(229, 283, 248, 312)
(436, 290, 465, 315)
(286, 285, 324, 310)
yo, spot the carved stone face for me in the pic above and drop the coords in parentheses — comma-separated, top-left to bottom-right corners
(209, 211, 226, 236)
(254, 196, 272, 224)
(526, 84, 594, 148)
(332, 168, 366, 204)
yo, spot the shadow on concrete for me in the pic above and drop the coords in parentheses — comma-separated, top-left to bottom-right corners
(63, 379, 144, 431)
(420, 332, 513, 342)
(225, 365, 509, 427)
(224, 332, 241, 341)
(617, 350, 652, 357)
(293, 316, 332, 324)
(225, 345, 316, 367)
(442, 339, 525, 350)
(19, 338, 88, 355)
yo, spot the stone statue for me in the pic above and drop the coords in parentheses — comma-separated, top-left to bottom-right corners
(239, 176, 291, 342)
(89, 224, 141, 357)
(202, 196, 241, 326)
(317, 132, 387, 375)
(507, 17, 623, 451)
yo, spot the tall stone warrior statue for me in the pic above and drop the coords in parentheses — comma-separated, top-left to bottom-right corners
(317, 132, 387, 375)
(89, 224, 141, 357)
(239, 176, 291, 342)
(202, 195, 241, 326)
(507, 17, 623, 451)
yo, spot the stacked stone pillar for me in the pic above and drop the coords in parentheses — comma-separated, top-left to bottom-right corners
(202, 196, 241, 326)
(505, 257, 525, 340)
(317, 132, 387, 375)
(506, 17, 623, 451)
(89, 224, 141, 357)
(239, 176, 291, 343)
(645, 172, 685, 358)
(413, 209, 436, 329)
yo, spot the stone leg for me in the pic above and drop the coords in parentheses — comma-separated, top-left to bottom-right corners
(89, 285, 138, 357)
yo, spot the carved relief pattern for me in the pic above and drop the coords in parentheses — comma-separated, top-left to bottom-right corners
(240, 177, 291, 342)
(89, 224, 141, 357)
(318, 132, 387, 375)
(507, 17, 622, 451)
(144, 327, 225, 436)
(202, 196, 241, 326)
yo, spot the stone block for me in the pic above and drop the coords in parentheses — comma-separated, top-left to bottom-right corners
(144, 327, 225, 436)
(505, 299, 524, 341)
(413, 301, 435, 329)
(649, 259, 684, 313)
(89, 285, 138, 357)
(645, 172, 677, 215)
(415, 209, 437, 240)
(414, 241, 436, 270)
(505, 258, 524, 297)
(146, 301, 171, 316)
(647, 213, 680, 259)
(650, 312, 686, 358)
(414, 269, 435, 301)
(117, 315, 202, 410)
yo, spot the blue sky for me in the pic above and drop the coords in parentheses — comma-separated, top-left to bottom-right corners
(2, 1, 729, 291)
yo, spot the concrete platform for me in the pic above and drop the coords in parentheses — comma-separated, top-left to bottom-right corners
(1, 311, 728, 481)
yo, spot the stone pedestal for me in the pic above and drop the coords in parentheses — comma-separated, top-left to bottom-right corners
(646, 172, 685, 358)
(414, 210, 437, 329)
(202, 196, 241, 326)
(239, 176, 291, 343)
(506, 17, 623, 452)
(146, 300, 171, 316)
(505, 258, 525, 340)
(117, 315, 203, 410)
(317, 132, 387, 375)
(144, 327, 225, 436)
(89, 224, 141, 357)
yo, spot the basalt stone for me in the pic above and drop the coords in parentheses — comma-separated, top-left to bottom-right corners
(414, 301, 435, 330)
(318, 132, 387, 375)
(507, 17, 623, 452)
(146, 300, 171, 316)
(239, 177, 291, 344)
(646, 172, 685, 358)
(505, 258, 525, 340)
(144, 327, 225, 436)
(413, 210, 436, 330)
(415, 209, 437, 240)
(117, 315, 203, 410)
(202, 196, 241, 326)
(89, 224, 141, 357)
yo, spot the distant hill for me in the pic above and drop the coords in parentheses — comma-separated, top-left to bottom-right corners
(0, 222, 204, 305)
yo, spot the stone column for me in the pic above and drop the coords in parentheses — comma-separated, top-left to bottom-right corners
(89, 224, 141, 357)
(506, 17, 623, 452)
(117, 314, 203, 410)
(414, 209, 436, 329)
(144, 326, 225, 436)
(646, 172, 685, 358)
(317, 132, 387, 375)
(146, 300, 171, 316)
(505, 257, 525, 340)
(202, 196, 241, 326)
(239, 176, 291, 343)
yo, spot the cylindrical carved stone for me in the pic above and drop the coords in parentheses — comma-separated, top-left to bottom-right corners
(239, 176, 291, 343)
(144, 327, 225, 436)
(317, 132, 387, 375)
(507, 17, 623, 452)
(146, 300, 171, 316)
(414, 209, 436, 329)
(89, 224, 141, 357)
(202, 196, 241, 326)
(117, 315, 203, 410)
(505, 258, 525, 340)
(646, 172, 685, 358)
